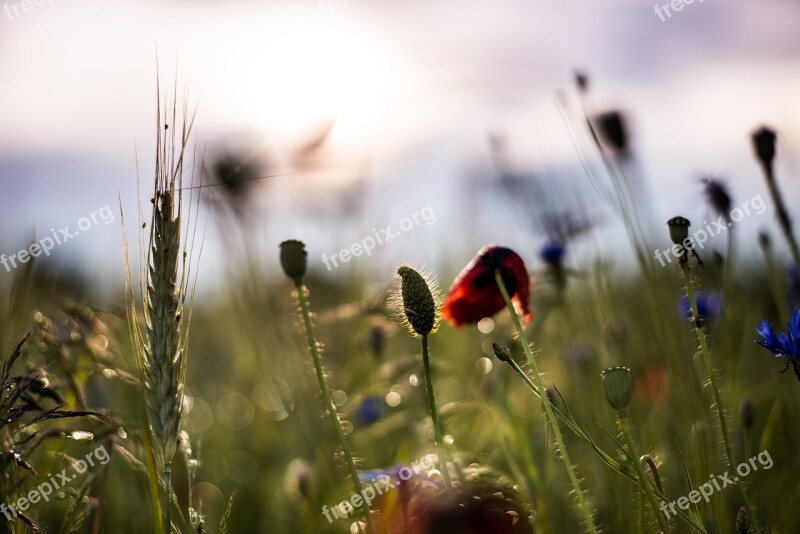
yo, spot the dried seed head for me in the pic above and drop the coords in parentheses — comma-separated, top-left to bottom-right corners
(392, 265, 440, 337)
(667, 216, 691, 245)
(279, 240, 308, 284)
(601, 366, 633, 411)
(701, 177, 732, 221)
(752, 126, 777, 171)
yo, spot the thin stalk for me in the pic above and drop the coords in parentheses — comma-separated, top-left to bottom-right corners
(762, 166, 800, 269)
(494, 270, 598, 534)
(618, 413, 670, 533)
(421, 334, 453, 493)
(294, 282, 374, 533)
(164, 464, 172, 534)
(680, 264, 759, 532)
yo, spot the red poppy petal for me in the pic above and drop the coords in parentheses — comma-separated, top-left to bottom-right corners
(443, 245, 532, 326)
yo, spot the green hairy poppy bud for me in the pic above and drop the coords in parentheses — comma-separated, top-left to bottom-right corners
(395, 266, 439, 336)
(279, 240, 308, 284)
(601, 366, 633, 411)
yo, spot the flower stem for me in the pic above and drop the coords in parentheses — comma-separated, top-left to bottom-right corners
(294, 282, 374, 533)
(164, 463, 171, 533)
(762, 166, 800, 270)
(680, 264, 759, 532)
(494, 270, 598, 534)
(421, 334, 453, 493)
(617, 412, 670, 533)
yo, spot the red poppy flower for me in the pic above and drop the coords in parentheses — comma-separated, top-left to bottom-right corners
(442, 245, 532, 327)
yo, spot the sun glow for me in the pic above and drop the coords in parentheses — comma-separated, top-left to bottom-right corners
(203, 11, 402, 151)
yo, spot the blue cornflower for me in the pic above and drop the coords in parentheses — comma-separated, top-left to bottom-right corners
(678, 292, 722, 326)
(356, 395, 383, 426)
(755, 309, 800, 381)
(539, 241, 565, 268)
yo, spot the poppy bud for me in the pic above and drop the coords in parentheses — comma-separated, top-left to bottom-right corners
(394, 266, 439, 337)
(667, 216, 691, 246)
(601, 366, 633, 412)
(492, 342, 512, 363)
(752, 126, 777, 171)
(736, 506, 750, 534)
(279, 240, 307, 284)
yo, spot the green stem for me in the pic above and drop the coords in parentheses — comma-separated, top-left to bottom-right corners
(494, 270, 598, 534)
(680, 265, 759, 532)
(164, 464, 171, 533)
(421, 334, 453, 493)
(295, 283, 374, 533)
(618, 413, 670, 533)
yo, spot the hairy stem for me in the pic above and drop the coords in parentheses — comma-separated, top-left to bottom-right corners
(680, 264, 758, 532)
(294, 282, 374, 533)
(618, 413, 670, 533)
(421, 334, 453, 493)
(494, 270, 598, 534)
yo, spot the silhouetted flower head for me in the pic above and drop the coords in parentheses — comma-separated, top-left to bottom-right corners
(701, 177, 732, 222)
(443, 246, 531, 327)
(356, 395, 383, 426)
(752, 126, 777, 171)
(593, 110, 629, 156)
(667, 216, 691, 246)
(755, 308, 800, 381)
(279, 240, 307, 284)
(678, 292, 722, 327)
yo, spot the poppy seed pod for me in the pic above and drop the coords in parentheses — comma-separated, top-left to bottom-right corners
(752, 127, 777, 171)
(279, 240, 308, 284)
(492, 342, 512, 363)
(395, 266, 439, 337)
(667, 216, 691, 246)
(601, 366, 633, 411)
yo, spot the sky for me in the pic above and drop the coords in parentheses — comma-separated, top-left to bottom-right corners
(1, 0, 799, 295)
